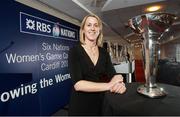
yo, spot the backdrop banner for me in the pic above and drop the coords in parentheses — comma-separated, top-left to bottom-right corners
(0, 1, 79, 115)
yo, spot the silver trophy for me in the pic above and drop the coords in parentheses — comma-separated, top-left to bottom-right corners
(128, 12, 177, 98)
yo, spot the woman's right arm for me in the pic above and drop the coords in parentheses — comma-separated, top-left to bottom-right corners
(74, 78, 123, 92)
(68, 48, 122, 92)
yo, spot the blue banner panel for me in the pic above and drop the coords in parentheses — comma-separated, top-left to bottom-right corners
(0, 1, 79, 115)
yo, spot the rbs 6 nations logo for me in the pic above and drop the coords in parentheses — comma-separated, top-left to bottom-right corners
(26, 18, 51, 33)
(20, 12, 77, 41)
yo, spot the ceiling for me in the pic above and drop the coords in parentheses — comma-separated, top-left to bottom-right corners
(38, 0, 180, 46)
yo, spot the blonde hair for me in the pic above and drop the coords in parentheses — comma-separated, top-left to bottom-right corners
(80, 14, 103, 47)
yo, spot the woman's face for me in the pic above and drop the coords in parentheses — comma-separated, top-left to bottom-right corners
(83, 16, 100, 42)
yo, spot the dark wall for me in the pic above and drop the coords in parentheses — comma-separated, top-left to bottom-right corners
(157, 37, 180, 86)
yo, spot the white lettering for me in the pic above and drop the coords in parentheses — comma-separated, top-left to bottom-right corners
(47, 25, 51, 33)
(61, 28, 75, 38)
(46, 53, 62, 61)
(0, 83, 37, 102)
(42, 23, 47, 32)
(6, 53, 40, 64)
(41, 61, 60, 71)
(36, 21, 51, 33)
(36, 21, 42, 31)
(42, 42, 52, 51)
(1, 92, 10, 102)
(55, 73, 71, 83)
(53, 43, 69, 51)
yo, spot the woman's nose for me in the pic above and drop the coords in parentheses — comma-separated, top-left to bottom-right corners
(91, 26, 95, 30)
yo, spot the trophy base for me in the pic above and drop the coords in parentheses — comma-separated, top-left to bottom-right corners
(137, 84, 167, 98)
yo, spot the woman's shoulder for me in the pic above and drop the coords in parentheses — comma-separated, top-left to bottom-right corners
(99, 46, 108, 55)
(70, 43, 80, 50)
(69, 43, 82, 54)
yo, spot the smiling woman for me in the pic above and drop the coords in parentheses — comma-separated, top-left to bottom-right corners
(68, 14, 126, 116)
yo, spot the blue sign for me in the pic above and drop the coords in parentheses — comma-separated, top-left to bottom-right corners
(0, 1, 79, 116)
(20, 12, 78, 41)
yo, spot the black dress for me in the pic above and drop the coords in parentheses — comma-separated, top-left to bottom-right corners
(68, 44, 116, 115)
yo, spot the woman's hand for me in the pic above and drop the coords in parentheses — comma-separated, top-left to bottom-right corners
(110, 74, 123, 84)
(110, 82, 126, 94)
(108, 74, 126, 94)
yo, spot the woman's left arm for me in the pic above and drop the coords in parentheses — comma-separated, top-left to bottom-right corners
(105, 50, 126, 94)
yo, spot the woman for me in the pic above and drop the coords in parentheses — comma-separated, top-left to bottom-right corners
(68, 14, 126, 115)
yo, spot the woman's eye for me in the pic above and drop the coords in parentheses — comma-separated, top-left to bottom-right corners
(87, 24, 91, 26)
(94, 24, 98, 27)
